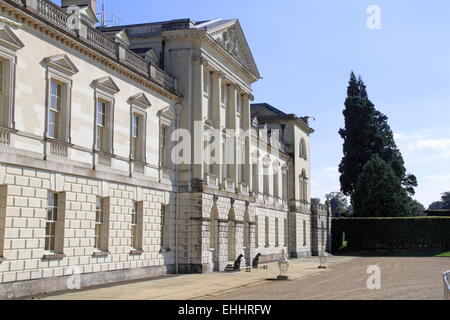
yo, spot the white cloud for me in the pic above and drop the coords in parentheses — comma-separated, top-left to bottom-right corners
(395, 133, 450, 159)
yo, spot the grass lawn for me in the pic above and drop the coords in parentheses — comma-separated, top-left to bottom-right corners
(436, 251, 450, 257)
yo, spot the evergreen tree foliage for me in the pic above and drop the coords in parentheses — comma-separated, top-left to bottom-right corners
(352, 155, 411, 217)
(339, 72, 418, 201)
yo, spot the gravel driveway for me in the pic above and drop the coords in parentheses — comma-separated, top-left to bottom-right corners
(207, 256, 450, 300)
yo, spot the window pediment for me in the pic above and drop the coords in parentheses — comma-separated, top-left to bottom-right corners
(93, 76, 120, 95)
(0, 24, 24, 51)
(44, 54, 79, 76)
(129, 93, 151, 109)
(158, 107, 175, 126)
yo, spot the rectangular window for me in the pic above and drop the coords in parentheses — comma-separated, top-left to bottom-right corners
(131, 201, 143, 251)
(222, 139, 227, 179)
(96, 99, 108, 151)
(0, 57, 12, 129)
(274, 172, 279, 198)
(265, 216, 269, 247)
(161, 205, 170, 250)
(275, 218, 279, 247)
(284, 218, 288, 247)
(263, 168, 270, 195)
(94, 197, 110, 251)
(45, 192, 58, 252)
(282, 172, 287, 200)
(303, 220, 307, 246)
(48, 81, 62, 139)
(252, 163, 259, 193)
(131, 201, 139, 249)
(131, 113, 140, 160)
(160, 125, 169, 168)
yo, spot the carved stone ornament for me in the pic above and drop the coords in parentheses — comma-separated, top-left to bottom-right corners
(218, 28, 240, 60)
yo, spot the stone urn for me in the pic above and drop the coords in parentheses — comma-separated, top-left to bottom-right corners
(277, 249, 290, 280)
(318, 247, 329, 269)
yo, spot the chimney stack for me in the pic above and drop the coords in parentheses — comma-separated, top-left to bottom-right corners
(61, 0, 97, 15)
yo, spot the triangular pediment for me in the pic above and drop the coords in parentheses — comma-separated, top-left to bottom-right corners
(0, 23, 24, 51)
(203, 19, 260, 79)
(93, 76, 120, 94)
(158, 106, 175, 121)
(45, 54, 79, 75)
(144, 49, 159, 65)
(113, 30, 131, 46)
(129, 93, 151, 108)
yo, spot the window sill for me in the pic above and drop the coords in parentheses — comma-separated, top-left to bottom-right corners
(130, 249, 144, 255)
(42, 254, 66, 260)
(92, 251, 110, 257)
(159, 248, 171, 254)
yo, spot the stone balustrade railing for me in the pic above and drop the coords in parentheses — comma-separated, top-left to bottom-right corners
(12, 0, 177, 92)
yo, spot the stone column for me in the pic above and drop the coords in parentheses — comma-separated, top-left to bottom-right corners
(226, 84, 238, 185)
(210, 71, 222, 179)
(191, 57, 206, 181)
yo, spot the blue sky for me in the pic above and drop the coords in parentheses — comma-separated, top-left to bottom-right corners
(54, 0, 450, 207)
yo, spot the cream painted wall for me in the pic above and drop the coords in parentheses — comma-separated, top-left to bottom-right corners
(13, 27, 174, 169)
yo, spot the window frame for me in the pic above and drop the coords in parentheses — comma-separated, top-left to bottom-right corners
(158, 107, 175, 170)
(160, 204, 170, 251)
(94, 94, 114, 153)
(131, 200, 144, 251)
(45, 191, 66, 254)
(130, 107, 147, 162)
(44, 58, 75, 143)
(94, 197, 110, 252)
(92, 77, 119, 155)
(0, 56, 15, 129)
(0, 26, 23, 130)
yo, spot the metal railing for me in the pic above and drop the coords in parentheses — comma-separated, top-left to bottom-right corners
(444, 271, 450, 300)
(14, 0, 176, 92)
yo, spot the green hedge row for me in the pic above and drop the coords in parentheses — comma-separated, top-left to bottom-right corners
(331, 217, 450, 252)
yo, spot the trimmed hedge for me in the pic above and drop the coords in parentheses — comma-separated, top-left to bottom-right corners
(331, 217, 450, 253)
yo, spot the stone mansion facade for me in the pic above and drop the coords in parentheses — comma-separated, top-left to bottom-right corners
(0, 0, 330, 298)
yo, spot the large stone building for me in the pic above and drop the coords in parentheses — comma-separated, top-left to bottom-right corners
(0, 0, 330, 298)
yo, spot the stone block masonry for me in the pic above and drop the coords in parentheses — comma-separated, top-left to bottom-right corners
(0, 163, 173, 298)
